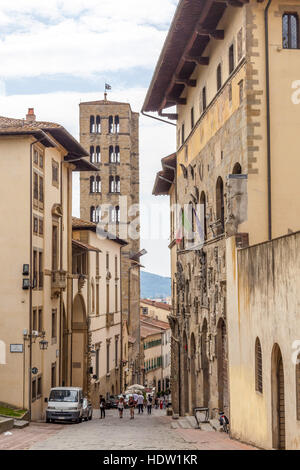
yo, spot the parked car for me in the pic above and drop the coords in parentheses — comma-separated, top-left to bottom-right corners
(46, 387, 86, 424)
(106, 395, 118, 409)
(82, 398, 93, 421)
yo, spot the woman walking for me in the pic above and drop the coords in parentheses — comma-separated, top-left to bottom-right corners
(147, 394, 152, 415)
(118, 396, 125, 419)
(99, 395, 106, 419)
(128, 396, 136, 419)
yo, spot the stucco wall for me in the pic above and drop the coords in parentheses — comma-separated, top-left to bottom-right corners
(226, 232, 300, 450)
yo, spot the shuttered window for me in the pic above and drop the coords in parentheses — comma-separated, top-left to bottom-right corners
(255, 337, 263, 393)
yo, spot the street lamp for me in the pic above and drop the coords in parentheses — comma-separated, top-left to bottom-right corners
(39, 339, 49, 351)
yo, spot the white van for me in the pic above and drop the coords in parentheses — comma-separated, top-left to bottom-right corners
(46, 387, 86, 423)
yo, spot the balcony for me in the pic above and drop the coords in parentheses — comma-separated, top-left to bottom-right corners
(106, 312, 114, 328)
(51, 270, 67, 298)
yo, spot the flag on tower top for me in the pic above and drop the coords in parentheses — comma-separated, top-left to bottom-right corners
(105, 83, 112, 90)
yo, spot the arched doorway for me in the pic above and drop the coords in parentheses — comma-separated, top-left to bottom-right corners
(202, 319, 210, 407)
(183, 331, 189, 414)
(190, 334, 196, 411)
(271, 344, 286, 450)
(217, 318, 228, 412)
(72, 294, 88, 394)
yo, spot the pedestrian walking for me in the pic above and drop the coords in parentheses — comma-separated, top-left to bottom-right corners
(128, 396, 136, 419)
(137, 393, 144, 414)
(117, 396, 125, 419)
(160, 399, 163, 410)
(147, 394, 152, 415)
(99, 395, 106, 419)
(163, 397, 167, 410)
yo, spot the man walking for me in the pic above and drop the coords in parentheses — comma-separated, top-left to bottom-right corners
(137, 394, 144, 414)
(99, 395, 106, 419)
(147, 394, 152, 415)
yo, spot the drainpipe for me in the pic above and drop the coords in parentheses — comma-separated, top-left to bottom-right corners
(28, 136, 46, 420)
(265, 0, 272, 240)
(120, 245, 124, 394)
(59, 157, 63, 385)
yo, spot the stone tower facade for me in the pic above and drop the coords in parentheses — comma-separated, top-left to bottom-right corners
(79, 97, 141, 387)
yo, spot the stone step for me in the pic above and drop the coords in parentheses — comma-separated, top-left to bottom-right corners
(200, 422, 216, 432)
(0, 417, 14, 434)
(13, 419, 29, 429)
(171, 422, 179, 429)
(209, 418, 220, 431)
(177, 419, 191, 429)
(185, 416, 197, 428)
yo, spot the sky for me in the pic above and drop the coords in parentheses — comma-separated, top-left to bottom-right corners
(0, 0, 178, 277)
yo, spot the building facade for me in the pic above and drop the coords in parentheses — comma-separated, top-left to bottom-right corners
(79, 97, 141, 385)
(144, 0, 300, 435)
(141, 316, 171, 393)
(0, 109, 95, 421)
(140, 299, 172, 323)
(72, 217, 127, 407)
(227, 232, 300, 450)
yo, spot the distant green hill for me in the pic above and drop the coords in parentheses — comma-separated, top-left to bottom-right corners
(140, 271, 171, 300)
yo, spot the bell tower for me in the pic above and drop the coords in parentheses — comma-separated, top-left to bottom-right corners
(79, 97, 141, 386)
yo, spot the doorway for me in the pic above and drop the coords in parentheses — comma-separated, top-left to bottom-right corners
(271, 344, 285, 450)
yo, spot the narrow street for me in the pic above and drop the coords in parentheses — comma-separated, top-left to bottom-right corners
(0, 409, 255, 451)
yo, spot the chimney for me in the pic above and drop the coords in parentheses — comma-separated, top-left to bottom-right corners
(26, 108, 36, 122)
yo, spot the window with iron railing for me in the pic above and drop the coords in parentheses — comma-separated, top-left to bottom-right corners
(283, 13, 299, 49)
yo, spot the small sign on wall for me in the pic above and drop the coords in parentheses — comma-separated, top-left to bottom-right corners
(10, 344, 23, 353)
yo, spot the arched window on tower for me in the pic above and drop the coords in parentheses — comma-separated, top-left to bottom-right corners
(115, 176, 120, 193)
(109, 146, 115, 163)
(232, 162, 242, 175)
(96, 146, 101, 163)
(96, 206, 101, 223)
(216, 176, 225, 235)
(95, 176, 101, 193)
(90, 146, 95, 163)
(109, 176, 115, 193)
(90, 116, 95, 133)
(115, 116, 120, 133)
(90, 176, 95, 193)
(115, 146, 120, 163)
(96, 116, 101, 133)
(90, 206, 96, 222)
(115, 205, 120, 223)
(109, 116, 114, 134)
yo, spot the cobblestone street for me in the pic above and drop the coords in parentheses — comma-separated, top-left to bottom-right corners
(0, 409, 255, 450)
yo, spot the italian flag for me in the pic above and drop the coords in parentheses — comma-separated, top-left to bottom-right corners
(176, 210, 192, 244)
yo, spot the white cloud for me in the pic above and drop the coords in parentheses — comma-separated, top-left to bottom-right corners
(0, 0, 179, 276)
(0, 87, 175, 276)
(0, 0, 178, 78)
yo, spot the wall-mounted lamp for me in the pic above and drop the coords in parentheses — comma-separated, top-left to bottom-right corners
(22, 279, 30, 290)
(39, 339, 48, 350)
(22, 264, 30, 276)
